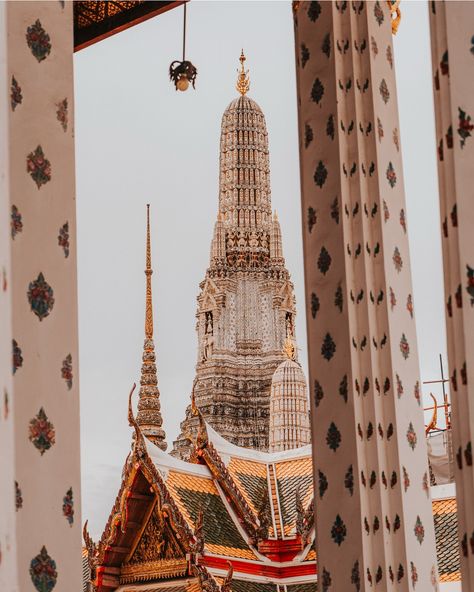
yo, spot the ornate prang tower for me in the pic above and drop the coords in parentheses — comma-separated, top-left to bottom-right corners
(173, 53, 302, 457)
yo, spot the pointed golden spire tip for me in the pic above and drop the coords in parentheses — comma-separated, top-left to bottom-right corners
(145, 204, 153, 339)
(236, 49, 250, 96)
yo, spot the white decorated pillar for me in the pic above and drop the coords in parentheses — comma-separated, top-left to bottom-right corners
(0, 3, 18, 589)
(429, 1, 474, 587)
(294, 1, 438, 589)
(1, 2, 82, 590)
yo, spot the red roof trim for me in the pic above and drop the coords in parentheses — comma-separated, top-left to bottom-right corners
(200, 555, 317, 579)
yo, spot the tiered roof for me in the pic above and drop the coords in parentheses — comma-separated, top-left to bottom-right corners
(84, 395, 317, 591)
(85, 402, 461, 591)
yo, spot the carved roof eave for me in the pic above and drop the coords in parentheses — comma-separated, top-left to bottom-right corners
(193, 561, 233, 592)
(136, 444, 198, 553)
(95, 453, 138, 564)
(131, 385, 198, 552)
(194, 435, 260, 543)
(88, 387, 201, 577)
(298, 497, 315, 546)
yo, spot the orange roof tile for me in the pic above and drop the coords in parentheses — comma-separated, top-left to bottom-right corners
(433, 497, 460, 582)
(274, 458, 313, 536)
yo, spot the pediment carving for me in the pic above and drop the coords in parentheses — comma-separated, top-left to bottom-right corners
(199, 278, 219, 312)
(127, 503, 185, 565)
(278, 281, 296, 311)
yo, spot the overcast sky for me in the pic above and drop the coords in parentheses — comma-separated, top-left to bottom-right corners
(74, 1, 446, 538)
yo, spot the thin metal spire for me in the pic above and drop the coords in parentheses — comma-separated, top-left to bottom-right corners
(145, 204, 153, 340)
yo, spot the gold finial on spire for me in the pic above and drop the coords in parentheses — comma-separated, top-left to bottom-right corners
(283, 337, 296, 361)
(145, 204, 153, 339)
(236, 49, 250, 96)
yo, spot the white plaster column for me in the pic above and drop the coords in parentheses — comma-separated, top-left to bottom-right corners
(0, 3, 18, 589)
(429, 2, 474, 588)
(294, 1, 438, 589)
(3, 2, 82, 590)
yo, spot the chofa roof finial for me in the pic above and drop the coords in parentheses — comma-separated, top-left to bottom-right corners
(236, 49, 250, 96)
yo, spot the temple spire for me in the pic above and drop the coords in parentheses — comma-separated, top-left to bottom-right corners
(236, 49, 250, 96)
(145, 204, 153, 339)
(270, 210, 284, 262)
(269, 355, 311, 453)
(136, 205, 167, 451)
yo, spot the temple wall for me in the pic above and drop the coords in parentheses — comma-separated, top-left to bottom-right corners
(429, 1, 474, 587)
(294, 1, 437, 588)
(2, 2, 82, 590)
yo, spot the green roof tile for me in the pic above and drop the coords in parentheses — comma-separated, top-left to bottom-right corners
(176, 487, 249, 550)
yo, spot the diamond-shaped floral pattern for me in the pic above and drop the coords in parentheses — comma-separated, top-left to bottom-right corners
(27, 272, 54, 321)
(27, 145, 51, 188)
(29, 546, 57, 591)
(326, 422, 341, 451)
(321, 333, 336, 360)
(331, 514, 347, 545)
(29, 408, 55, 455)
(406, 422, 417, 450)
(26, 20, 51, 62)
(414, 515, 425, 544)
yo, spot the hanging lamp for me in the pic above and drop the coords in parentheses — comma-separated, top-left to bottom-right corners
(169, 3, 197, 91)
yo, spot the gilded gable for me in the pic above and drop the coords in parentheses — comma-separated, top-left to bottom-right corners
(128, 503, 185, 565)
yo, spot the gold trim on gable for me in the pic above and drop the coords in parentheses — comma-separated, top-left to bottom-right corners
(120, 559, 188, 583)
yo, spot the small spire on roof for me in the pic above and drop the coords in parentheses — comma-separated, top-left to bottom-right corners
(136, 205, 167, 451)
(236, 49, 250, 96)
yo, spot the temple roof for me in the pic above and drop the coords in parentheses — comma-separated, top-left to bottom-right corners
(86, 404, 460, 591)
(271, 358, 307, 387)
(147, 425, 315, 546)
(85, 404, 317, 591)
(204, 423, 312, 463)
(432, 494, 460, 583)
(223, 95, 263, 116)
(74, 1, 183, 51)
(145, 438, 258, 561)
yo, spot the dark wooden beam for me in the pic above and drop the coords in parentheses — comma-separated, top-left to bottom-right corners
(108, 546, 130, 554)
(74, 1, 185, 51)
(129, 492, 154, 501)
